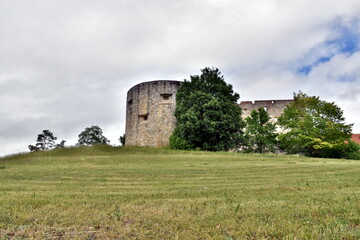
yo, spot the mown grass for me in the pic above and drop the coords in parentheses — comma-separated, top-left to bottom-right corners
(0, 145, 359, 239)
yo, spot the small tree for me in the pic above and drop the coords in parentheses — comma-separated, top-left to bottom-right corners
(244, 107, 277, 153)
(278, 91, 353, 158)
(28, 130, 66, 152)
(77, 125, 110, 146)
(55, 140, 66, 149)
(170, 67, 245, 151)
(119, 134, 126, 146)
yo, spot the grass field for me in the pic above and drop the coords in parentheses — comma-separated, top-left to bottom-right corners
(0, 146, 359, 239)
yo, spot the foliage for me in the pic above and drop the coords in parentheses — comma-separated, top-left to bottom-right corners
(243, 107, 277, 153)
(77, 125, 110, 146)
(119, 134, 126, 146)
(278, 92, 353, 158)
(55, 140, 66, 149)
(330, 140, 360, 160)
(28, 130, 66, 152)
(170, 67, 245, 151)
(345, 141, 360, 160)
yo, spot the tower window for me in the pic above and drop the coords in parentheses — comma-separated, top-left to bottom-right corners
(161, 94, 172, 101)
(139, 113, 149, 122)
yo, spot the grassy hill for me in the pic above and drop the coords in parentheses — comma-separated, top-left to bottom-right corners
(0, 146, 359, 239)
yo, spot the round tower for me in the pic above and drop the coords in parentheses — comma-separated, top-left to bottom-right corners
(125, 80, 182, 147)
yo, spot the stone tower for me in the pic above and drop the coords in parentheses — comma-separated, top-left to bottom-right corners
(125, 80, 182, 147)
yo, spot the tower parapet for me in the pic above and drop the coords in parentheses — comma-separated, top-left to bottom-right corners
(239, 99, 293, 122)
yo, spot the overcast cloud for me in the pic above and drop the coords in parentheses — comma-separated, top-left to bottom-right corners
(1, 0, 360, 156)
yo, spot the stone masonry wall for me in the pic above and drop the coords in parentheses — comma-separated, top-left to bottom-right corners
(125, 80, 182, 147)
(239, 99, 294, 122)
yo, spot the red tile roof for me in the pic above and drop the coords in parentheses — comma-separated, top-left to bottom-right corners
(351, 134, 360, 144)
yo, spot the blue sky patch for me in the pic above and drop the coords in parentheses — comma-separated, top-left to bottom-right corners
(296, 18, 359, 76)
(296, 55, 333, 75)
(297, 65, 312, 75)
(327, 21, 359, 55)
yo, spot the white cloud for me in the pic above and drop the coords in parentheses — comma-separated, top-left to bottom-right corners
(304, 52, 360, 131)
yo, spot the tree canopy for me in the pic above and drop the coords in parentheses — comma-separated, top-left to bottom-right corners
(28, 130, 66, 152)
(278, 92, 353, 158)
(119, 134, 126, 146)
(244, 107, 277, 153)
(170, 67, 245, 151)
(77, 125, 110, 146)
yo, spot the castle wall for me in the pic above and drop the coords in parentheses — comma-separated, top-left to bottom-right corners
(125, 80, 182, 147)
(239, 99, 293, 122)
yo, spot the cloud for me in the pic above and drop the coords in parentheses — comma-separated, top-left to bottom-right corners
(295, 17, 360, 75)
(304, 52, 360, 126)
(1, 0, 360, 156)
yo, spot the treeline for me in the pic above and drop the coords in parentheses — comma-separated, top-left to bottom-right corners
(28, 126, 125, 152)
(170, 67, 360, 160)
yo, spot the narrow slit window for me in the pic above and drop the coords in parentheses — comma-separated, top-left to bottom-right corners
(161, 94, 172, 101)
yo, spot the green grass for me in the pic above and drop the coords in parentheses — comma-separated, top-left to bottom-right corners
(1, 145, 360, 239)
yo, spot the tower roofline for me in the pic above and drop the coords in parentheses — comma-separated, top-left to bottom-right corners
(127, 80, 183, 94)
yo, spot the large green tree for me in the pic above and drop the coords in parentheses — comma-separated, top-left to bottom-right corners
(278, 92, 353, 158)
(77, 125, 110, 146)
(170, 67, 245, 151)
(244, 107, 277, 153)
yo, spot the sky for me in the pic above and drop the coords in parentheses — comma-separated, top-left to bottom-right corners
(1, 0, 360, 156)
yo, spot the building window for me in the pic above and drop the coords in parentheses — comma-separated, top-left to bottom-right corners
(128, 99, 133, 107)
(139, 113, 149, 122)
(161, 93, 172, 101)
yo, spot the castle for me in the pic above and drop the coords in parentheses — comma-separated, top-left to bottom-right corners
(240, 99, 294, 123)
(125, 80, 293, 147)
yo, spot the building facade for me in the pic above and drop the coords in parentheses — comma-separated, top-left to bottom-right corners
(240, 99, 294, 122)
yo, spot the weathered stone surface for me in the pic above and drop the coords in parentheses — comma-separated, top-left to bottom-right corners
(125, 80, 182, 147)
(239, 99, 294, 123)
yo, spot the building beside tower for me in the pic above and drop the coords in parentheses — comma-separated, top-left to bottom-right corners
(239, 99, 294, 123)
